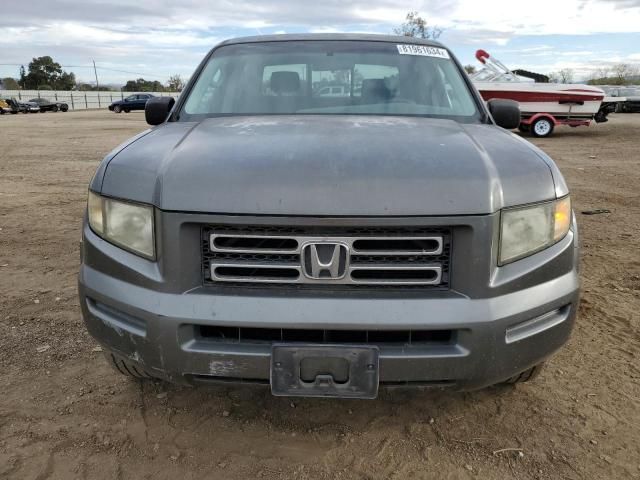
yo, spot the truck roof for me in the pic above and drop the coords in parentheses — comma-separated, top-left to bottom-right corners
(216, 33, 445, 48)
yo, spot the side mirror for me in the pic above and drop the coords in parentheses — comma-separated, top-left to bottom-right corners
(487, 99, 520, 130)
(145, 96, 175, 126)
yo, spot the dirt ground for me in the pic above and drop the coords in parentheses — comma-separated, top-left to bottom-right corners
(0, 110, 638, 480)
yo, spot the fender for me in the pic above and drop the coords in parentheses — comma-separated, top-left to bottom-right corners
(521, 113, 557, 126)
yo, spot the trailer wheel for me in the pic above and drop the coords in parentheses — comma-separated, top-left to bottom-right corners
(531, 117, 554, 137)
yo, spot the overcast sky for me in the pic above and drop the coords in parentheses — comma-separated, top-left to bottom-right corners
(1, 0, 639, 86)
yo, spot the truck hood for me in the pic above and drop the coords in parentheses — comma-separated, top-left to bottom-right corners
(99, 116, 557, 216)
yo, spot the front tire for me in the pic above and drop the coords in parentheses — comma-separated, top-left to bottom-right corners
(51, 105, 59, 112)
(105, 352, 154, 379)
(113, 105, 122, 113)
(123, 108, 130, 113)
(531, 117, 554, 138)
(502, 364, 544, 384)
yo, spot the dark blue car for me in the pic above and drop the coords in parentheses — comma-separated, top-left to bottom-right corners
(108, 93, 154, 113)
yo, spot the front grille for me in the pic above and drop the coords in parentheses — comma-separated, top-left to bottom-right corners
(197, 324, 455, 346)
(202, 225, 451, 289)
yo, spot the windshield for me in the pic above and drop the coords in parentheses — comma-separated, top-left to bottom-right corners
(180, 41, 480, 121)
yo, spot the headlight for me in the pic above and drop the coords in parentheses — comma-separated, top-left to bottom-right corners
(87, 191, 155, 259)
(499, 196, 571, 265)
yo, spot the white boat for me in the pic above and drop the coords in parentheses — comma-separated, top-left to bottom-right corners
(471, 49, 611, 137)
(475, 81, 606, 119)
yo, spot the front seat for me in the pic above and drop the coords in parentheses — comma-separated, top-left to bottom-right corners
(361, 79, 392, 104)
(269, 71, 302, 113)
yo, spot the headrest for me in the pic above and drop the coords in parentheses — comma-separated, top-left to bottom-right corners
(361, 78, 391, 102)
(270, 71, 301, 94)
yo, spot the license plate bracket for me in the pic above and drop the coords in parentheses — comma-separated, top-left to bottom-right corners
(271, 344, 379, 399)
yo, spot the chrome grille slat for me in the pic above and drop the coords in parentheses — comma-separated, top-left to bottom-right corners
(202, 226, 451, 288)
(349, 264, 442, 285)
(211, 263, 301, 283)
(350, 236, 443, 255)
(210, 234, 299, 254)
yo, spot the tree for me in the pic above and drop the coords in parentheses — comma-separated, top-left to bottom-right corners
(1, 77, 20, 89)
(332, 70, 350, 85)
(587, 65, 640, 85)
(548, 69, 574, 84)
(21, 56, 76, 90)
(557, 68, 574, 84)
(76, 82, 113, 91)
(167, 74, 185, 92)
(57, 71, 76, 90)
(394, 11, 442, 40)
(19, 65, 26, 88)
(612, 63, 638, 84)
(123, 78, 165, 92)
(587, 67, 612, 85)
(24, 56, 61, 89)
(463, 65, 476, 75)
(595, 67, 610, 81)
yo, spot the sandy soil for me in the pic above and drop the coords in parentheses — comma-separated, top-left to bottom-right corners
(0, 110, 638, 480)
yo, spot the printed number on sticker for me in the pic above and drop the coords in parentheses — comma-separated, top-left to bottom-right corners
(396, 44, 450, 59)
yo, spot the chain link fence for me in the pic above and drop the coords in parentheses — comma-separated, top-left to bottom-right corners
(0, 90, 180, 110)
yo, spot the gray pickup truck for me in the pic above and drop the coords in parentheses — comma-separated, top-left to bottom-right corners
(79, 34, 579, 399)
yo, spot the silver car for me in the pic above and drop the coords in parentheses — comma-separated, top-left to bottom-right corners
(78, 34, 579, 399)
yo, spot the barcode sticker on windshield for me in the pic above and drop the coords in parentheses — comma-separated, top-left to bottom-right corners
(396, 44, 450, 59)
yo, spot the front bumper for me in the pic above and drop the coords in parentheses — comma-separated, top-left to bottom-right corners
(79, 241, 579, 391)
(79, 210, 580, 391)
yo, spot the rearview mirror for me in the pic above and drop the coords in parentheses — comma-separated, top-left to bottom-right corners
(145, 96, 175, 125)
(487, 99, 520, 130)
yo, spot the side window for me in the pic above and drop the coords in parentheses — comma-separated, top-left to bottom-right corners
(126, 95, 137, 101)
(262, 64, 306, 95)
(353, 65, 399, 97)
(184, 62, 225, 114)
(312, 69, 350, 97)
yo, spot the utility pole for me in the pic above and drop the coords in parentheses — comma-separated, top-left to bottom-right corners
(93, 60, 101, 108)
(92, 60, 100, 90)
